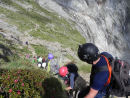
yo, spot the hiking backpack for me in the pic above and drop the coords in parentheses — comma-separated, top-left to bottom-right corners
(110, 59, 130, 97)
(100, 52, 130, 97)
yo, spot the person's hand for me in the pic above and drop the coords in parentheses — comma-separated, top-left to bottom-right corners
(65, 86, 72, 91)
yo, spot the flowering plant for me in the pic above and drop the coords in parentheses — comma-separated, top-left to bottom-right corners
(0, 69, 49, 97)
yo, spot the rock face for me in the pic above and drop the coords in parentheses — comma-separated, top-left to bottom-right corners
(37, 0, 130, 62)
(0, 0, 130, 64)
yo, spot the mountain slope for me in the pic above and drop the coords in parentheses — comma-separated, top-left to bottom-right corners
(0, 0, 87, 67)
(38, 0, 130, 63)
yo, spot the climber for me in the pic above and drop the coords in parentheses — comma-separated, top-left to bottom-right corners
(77, 43, 113, 98)
(59, 63, 79, 98)
(45, 53, 54, 72)
(25, 41, 28, 45)
(42, 56, 46, 62)
(37, 56, 43, 68)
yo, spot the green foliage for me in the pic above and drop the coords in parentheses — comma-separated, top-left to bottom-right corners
(0, 6, 35, 32)
(32, 44, 49, 57)
(78, 63, 91, 73)
(17, 46, 31, 54)
(1, 57, 33, 69)
(0, 69, 49, 97)
(66, 54, 75, 61)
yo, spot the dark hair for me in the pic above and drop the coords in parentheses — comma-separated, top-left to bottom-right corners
(65, 62, 78, 73)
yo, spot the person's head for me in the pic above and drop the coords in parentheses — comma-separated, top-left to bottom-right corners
(48, 53, 54, 60)
(42, 57, 45, 62)
(78, 43, 100, 64)
(59, 66, 68, 77)
(65, 62, 78, 73)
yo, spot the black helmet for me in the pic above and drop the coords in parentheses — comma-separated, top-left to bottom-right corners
(78, 43, 100, 64)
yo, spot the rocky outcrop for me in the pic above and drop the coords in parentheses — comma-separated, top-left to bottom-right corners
(37, 0, 130, 62)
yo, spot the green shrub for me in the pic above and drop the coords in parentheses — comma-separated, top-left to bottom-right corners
(0, 69, 49, 97)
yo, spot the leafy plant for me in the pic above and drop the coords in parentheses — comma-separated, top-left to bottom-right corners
(0, 69, 49, 97)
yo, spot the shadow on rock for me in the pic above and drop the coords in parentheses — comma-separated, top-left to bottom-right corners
(0, 44, 13, 62)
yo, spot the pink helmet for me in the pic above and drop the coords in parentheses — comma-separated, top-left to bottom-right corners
(59, 66, 68, 77)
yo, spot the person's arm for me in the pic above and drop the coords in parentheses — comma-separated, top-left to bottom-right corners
(65, 73, 75, 91)
(84, 88, 98, 98)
